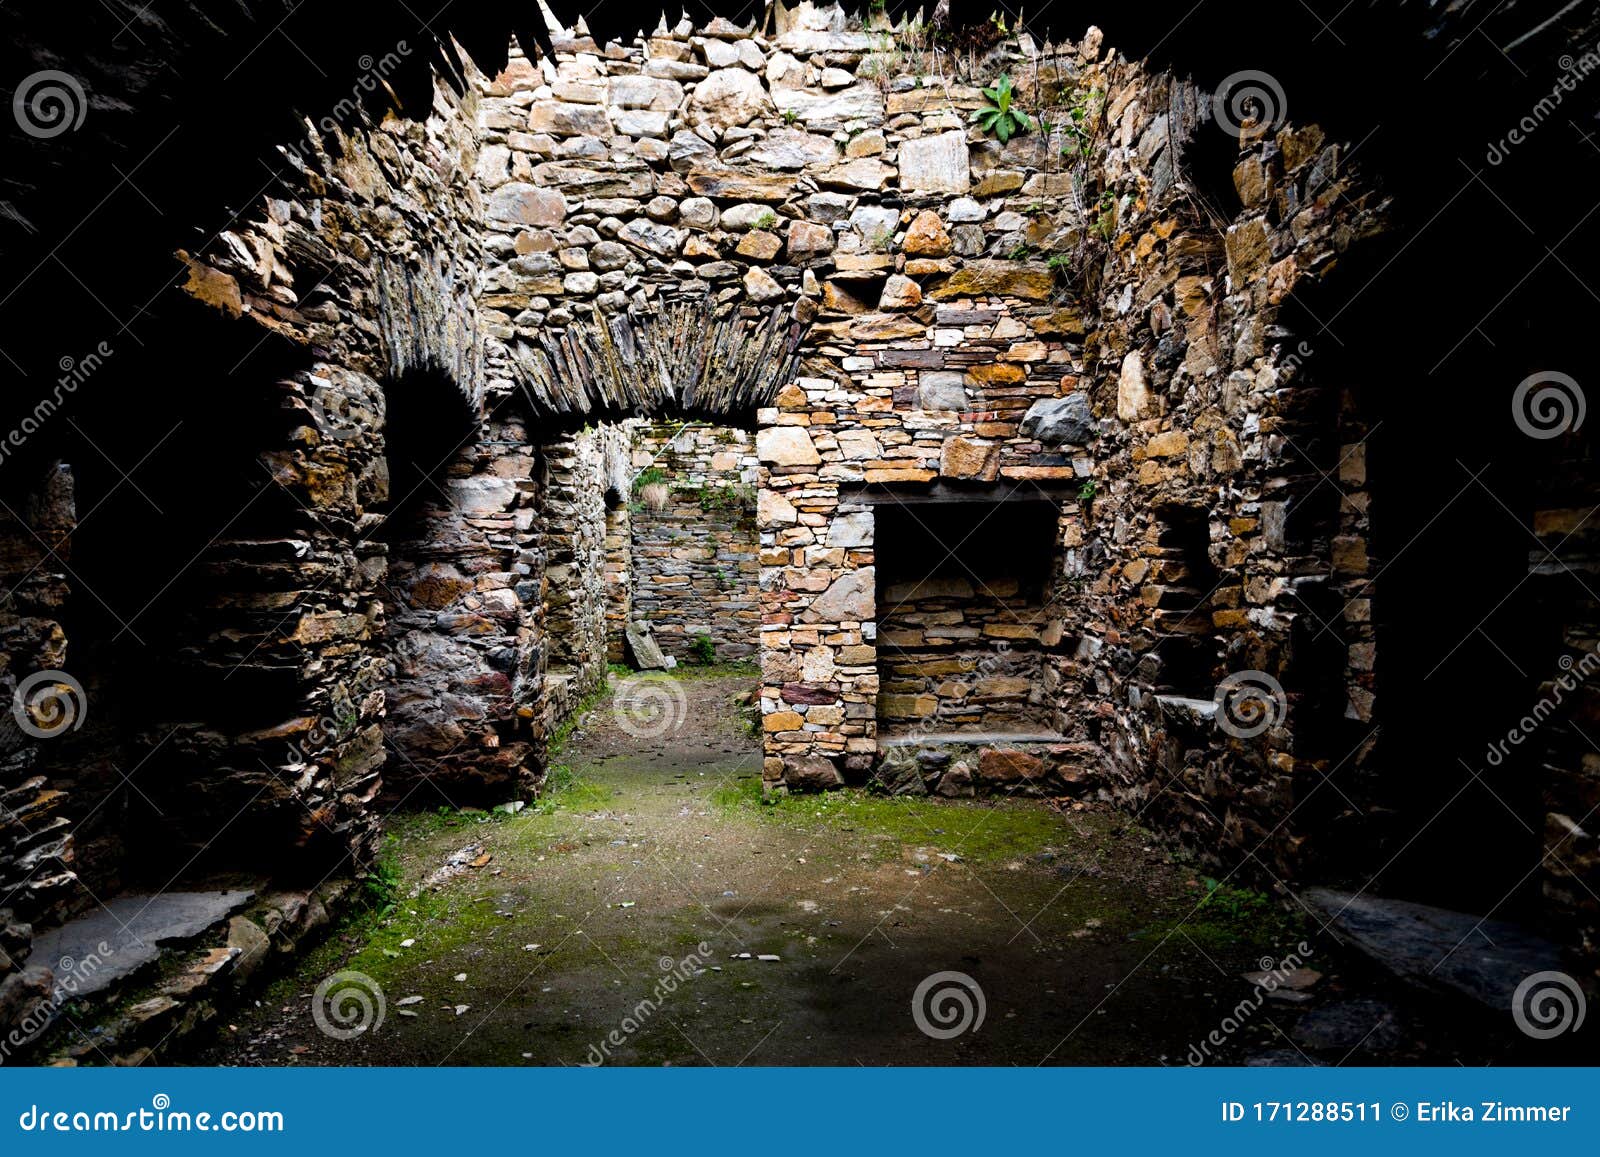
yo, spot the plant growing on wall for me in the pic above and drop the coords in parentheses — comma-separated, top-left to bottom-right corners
(1057, 88, 1102, 159)
(630, 466, 671, 512)
(971, 73, 1032, 143)
(689, 632, 717, 666)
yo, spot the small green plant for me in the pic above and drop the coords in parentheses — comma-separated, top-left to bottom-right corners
(755, 210, 778, 230)
(631, 466, 667, 492)
(781, 108, 799, 125)
(1007, 242, 1032, 260)
(970, 73, 1032, 143)
(868, 226, 895, 253)
(689, 632, 717, 666)
(1046, 252, 1073, 276)
(698, 483, 754, 516)
(361, 848, 404, 916)
(1058, 88, 1103, 158)
(1077, 479, 1097, 504)
(1093, 190, 1117, 240)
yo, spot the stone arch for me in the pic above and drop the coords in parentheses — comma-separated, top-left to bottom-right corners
(501, 300, 808, 430)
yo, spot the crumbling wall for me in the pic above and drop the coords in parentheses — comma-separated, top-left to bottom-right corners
(167, 70, 490, 848)
(2, 7, 1415, 1041)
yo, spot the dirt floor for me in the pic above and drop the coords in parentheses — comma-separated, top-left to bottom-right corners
(188, 672, 1524, 1067)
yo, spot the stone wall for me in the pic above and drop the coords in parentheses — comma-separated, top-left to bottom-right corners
(878, 578, 1057, 735)
(380, 407, 544, 808)
(169, 70, 493, 831)
(0, 462, 78, 1020)
(1528, 421, 1600, 967)
(628, 423, 760, 664)
(539, 424, 631, 726)
(456, 5, 1388, 854)
(603, 501, 633, 665)
(1, 2, 1418, 1047)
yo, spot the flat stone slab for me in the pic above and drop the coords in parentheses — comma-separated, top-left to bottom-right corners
(1301, 887, 1565, 1013)
(29, 890, 255, 997)
(879, 731, 1066, 747)
(624, 620, 669, 670)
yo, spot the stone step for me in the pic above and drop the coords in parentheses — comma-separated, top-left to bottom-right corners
(31, 882, 353, 1065)
(30, 889, 255, 1002)
(1300, 887, 1569, 1014)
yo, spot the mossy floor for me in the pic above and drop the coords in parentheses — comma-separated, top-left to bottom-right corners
(188, 675, 1408, 1066)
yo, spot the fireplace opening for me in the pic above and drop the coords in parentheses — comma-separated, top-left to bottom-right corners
(872, 494, 1063, 741)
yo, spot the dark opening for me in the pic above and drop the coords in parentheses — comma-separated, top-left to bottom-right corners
(1146, 503, 1219, 698)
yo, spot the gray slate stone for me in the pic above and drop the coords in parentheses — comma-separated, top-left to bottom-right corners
(808, 568, 874, 622)
(1021, 394, 1096, 446)
(28, 890, 254, 998)
(1301, 887, 1566, 1012)
(625, 620, 669, 670)
(918, 371, 967, 412)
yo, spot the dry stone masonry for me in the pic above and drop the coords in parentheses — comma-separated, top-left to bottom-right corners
(627, 423, 760, 665)
(16, 0, 1597, 1050)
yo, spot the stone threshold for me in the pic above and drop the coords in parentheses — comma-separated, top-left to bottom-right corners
(1300, 887, 1569, 1015)
(879, 730, 1068, 747)
(30, 878, 354, 1066)
(874, 734, 1102, 798)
